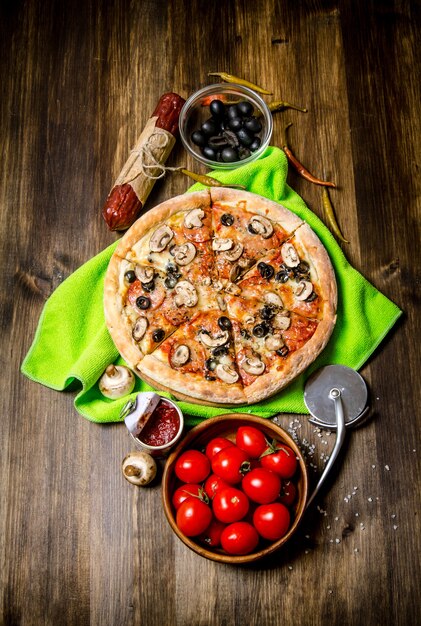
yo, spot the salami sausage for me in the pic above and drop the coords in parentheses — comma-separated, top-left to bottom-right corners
(102, 92, 186, 231)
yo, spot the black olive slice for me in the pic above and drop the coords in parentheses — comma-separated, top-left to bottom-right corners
(124, 270, 136, 283)
(152, 329, 165, 342)
(257, 262, 275, 280)
(136, 296, 151, 310)
(276, 346, 289, 357)
(218, 316, 232, 330)
(252, 322, 270, 338)
(212, 345, 229, 357)
(221, 213, 234, 226)
(261, 305, 276, 320)
(205, 357, 217, 371)
(141, 280, 155, 293)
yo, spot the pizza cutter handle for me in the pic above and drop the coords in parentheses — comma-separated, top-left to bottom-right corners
(306, 389, 347, 509)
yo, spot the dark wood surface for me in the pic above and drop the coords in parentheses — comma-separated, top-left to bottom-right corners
(1, 1, 420, 624)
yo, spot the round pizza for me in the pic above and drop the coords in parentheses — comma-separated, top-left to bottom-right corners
(104, 188, 337, 406)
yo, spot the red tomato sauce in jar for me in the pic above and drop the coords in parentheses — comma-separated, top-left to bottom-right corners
(138, 400, 180, 447)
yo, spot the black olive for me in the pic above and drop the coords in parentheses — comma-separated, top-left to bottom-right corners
(297, 261, 310, 273)
(221, 147, 238, 162)
(276, 346, 289, 358)
(237, 100, 254, 117)
(228, 117, 243, 132)
(257, 262, 275, 280)
(205, 373, 217, 381)
(221, 213, 234, 226)
(201, 118, 219, 136)
(218, 316, 232, 330)
(124, 270, 136, 283)
(261, 305, 276, 320)
(306, 291, 318, 302)
(166, 262, 178, 274)
(244, 116, 262, 133)
(191, 130, 207, 147)
(141, 280, 155, 293)
(164, 275, 178, 289)
(210, 99, 226, 118)
(236, 128, 254, 147)
(240, 328, 251, 339)
(202, 146, 217, 160)
(238, 147, 251, 160)
(152, 329, 165, 342)
(275, 270, 290, 283)
(253, 322, 270, 338)
(212, 345, 229, 357)
(249, 137, 262, 152)
(136, 296, 151, 310)
(227, 104, 240, 119)
(205, 357, 217, 371)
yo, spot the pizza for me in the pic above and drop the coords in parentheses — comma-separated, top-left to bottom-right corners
(104, 188, 337, 406)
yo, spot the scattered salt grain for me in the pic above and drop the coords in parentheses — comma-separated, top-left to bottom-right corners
(385, 465, 390, 471)
(288, 565, 293, 570)
(368, 497, 373, 502)
(335, 538, 341, 544)
(391, 514, 396, 519)
(393, 525, 398, 531)
(372, 465, 376, 469)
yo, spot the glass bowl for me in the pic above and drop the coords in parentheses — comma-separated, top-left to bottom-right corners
(179, 84, 273, 170)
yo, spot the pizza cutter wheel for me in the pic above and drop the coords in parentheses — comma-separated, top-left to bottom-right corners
(303, 365, 370, 508)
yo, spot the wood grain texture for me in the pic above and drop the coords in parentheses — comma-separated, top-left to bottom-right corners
(1, 0, 420, 625)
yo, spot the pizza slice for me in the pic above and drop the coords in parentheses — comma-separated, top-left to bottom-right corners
(137, 310, 247, 405)
(224, 293, 327, 402)
(236, 223, 337, 323)
(114, 189, 217, 288)
(210, 187, 303, 285)
(104, 256, 220, 369)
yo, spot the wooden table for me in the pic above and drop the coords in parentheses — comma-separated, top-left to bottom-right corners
(2, 1, 420, 624)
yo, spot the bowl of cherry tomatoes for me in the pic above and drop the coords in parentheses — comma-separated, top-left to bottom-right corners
(162, 414, 308, 564)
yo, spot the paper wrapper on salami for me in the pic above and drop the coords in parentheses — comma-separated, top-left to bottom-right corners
(102, 92, 186, 231)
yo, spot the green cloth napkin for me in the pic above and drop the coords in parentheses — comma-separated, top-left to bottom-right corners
(21, 147, 402, 425)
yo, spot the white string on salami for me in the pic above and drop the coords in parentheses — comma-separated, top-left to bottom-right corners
(126, 129, 180, 182)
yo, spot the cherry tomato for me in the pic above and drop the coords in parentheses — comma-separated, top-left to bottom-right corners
(204, 474, 230, 499)
(172, 483, 202, 510)
(242, 467, 281, 504)
(211, 445, 250, 484)
(205, 437, 234, 460)
(175, 449, 211, 483)
(260, 444, 298, 478)
(220, 521, 259, 555)
(176, 498, 212, 537)
(199, 519, 226, 548)
(253, 503, 291, 540)
(236, 425, 267, 458)
(213, 487, 250, 523)
(279, 479, 297, 506)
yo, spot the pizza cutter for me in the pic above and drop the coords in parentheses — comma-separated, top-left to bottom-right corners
(303, 365, 370, 508)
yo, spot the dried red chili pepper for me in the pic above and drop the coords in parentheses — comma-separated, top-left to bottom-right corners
(281, 123, 336, 188)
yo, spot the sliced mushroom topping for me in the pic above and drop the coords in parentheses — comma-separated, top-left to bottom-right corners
(149, 225, 174, 252)
(247, 215, 273, 238)
(217, 295, 227, 311)
(222, 242, 244, 262)
(202, 276, 212, 286)
(264, 291, 284, 308)
(273, 313, 291, 330)
(174, 280, 198, 307)
(215, 363, 239, 384)
(135, 266, 154, 284)
(229, 264, 242, 282)
(199, 329, 230, 348)
(238, 256, 251, 269)
(132, 317, 148, 341)
(213, 280, 224, 292)
(225, 282, 242, 295)
(171, 242, 196, 266)
(170, 344, 190, 367)
(265, 334, 285, 351)
(212, 238, 234, 251)
(242, 356, 265, 376)
(245, 315, 255, 325)
(295, 280, 313, 301)
(281, 242, 300, 267)
(184, 208, 205, 229)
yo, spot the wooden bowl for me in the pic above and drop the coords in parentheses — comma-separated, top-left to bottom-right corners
(162, 414, 309, 564)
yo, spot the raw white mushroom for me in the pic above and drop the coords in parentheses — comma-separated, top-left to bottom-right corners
(122, 451, 157, 486)
(248, 215, 273, 238)
(132, 317, 148, 341)
(174, 281, 198, 307)
(184, 208, 205, 229)
(281, 243, 300, 267)
(149, 225, 174, 252)
(215, 363, 239, 384)
(99, 365, 135, 399)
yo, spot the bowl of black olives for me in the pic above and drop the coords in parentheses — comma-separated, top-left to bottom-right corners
(179, 84, 273, 169)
